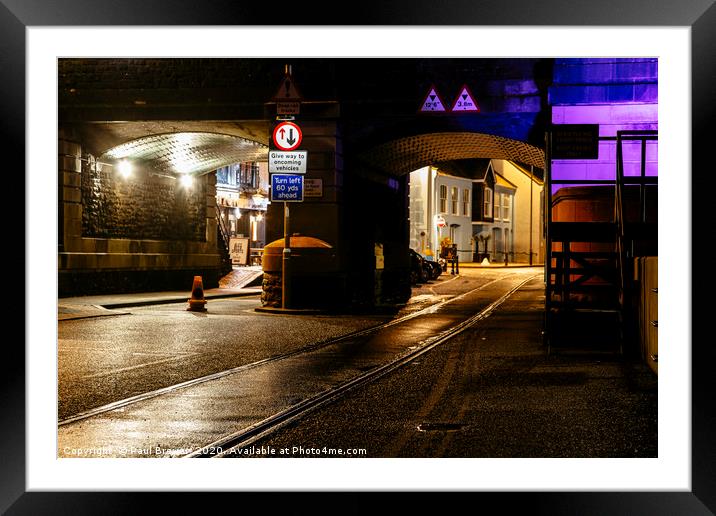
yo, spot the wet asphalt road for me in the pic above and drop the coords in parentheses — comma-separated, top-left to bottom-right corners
(57, 267, 656, 458)
(58, 268, 541, 457)
(58, 296, 388, 420)
(232, 277, 657, 458)
(58, 268, 512, 421)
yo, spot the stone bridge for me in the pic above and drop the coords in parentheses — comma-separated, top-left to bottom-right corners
(58, 57, 657, 306)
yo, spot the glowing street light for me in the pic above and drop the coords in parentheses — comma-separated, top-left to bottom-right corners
(117, 160, 132, 178)
(179, 174, 193, 188)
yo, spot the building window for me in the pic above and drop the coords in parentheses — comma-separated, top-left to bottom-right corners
(239, 162, 259, 189)
(216, 166, 229, 185)
(439, 184, 447, 213)
(451, 187, 458, 214)
(463, 188, 470, 216)
(483, 187, 493, 218)
(502, 194, 511, 221)
(494, 193, 501, 220)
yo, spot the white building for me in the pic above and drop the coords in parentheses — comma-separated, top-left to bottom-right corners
(489, 160, 544, 264)
(409, 159, 544, 265)
(409, 166, 475, 263)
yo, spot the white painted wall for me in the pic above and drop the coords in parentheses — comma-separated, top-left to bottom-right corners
(490, 160, 545, 264)
(434, 173, 474, 263)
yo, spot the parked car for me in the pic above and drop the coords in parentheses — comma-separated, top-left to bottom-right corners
(422, 257, 442, 280)
(409, 249, 430, 284)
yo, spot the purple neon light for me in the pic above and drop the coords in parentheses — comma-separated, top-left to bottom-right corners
(551, 103, 658, 186)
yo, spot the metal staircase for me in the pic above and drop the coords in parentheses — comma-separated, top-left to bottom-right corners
(215, 207, 234, 276)
(545, 130, 657, 354)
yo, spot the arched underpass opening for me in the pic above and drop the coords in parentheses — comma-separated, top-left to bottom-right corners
(341, 131, 545, 309)
(99, 132, 271, 267)
(59, 131, 268, 296)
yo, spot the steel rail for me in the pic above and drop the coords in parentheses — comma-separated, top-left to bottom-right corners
(59, 273, 519, 427)
(196, 274, 540, 458)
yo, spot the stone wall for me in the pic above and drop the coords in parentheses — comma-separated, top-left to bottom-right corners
(81, 158, 206, 241)
(59, 136, 221, 297)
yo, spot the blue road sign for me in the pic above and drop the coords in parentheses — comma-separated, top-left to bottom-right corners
(271, 174, 304, 202)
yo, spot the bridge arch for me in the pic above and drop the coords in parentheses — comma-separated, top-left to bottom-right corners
(359, 131, 544, 176)
(99, 131, 267, 177)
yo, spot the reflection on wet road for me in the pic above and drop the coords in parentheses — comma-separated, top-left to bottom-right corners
(58, 269, 539, 458)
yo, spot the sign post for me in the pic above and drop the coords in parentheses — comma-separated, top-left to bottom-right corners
(283, 202, 291, 309)
(271, 115, 306, 309)
(269, 174, 304, 308)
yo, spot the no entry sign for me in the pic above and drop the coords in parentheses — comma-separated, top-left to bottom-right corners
(272, 121, 303, 151)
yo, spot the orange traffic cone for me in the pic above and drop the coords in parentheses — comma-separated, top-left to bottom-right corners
(187, 275, 207, 311)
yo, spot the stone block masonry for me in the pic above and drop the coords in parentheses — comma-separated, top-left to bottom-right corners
(58, 136, 221, 297)
(81, 159, 206, 241)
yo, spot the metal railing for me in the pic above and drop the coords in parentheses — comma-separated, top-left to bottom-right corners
(615, 130, 658, 332)
(215, 206, 233, 274)
(544, 129, 657, 351)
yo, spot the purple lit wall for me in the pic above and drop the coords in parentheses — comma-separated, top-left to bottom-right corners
(549, 59, 658, 194)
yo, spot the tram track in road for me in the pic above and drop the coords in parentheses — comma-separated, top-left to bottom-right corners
(197, 274, 540, 458)
(58, 272, 539, 458)
(58, 272, 521, 428)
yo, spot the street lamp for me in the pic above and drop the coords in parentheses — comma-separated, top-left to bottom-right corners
(117, 160, 132, 178)
(179, 174, 193, 188)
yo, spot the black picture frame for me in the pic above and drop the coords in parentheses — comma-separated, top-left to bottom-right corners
(6, 1, 714, 513)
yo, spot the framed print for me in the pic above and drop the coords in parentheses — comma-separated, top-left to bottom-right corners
(7, 0, 715, 513)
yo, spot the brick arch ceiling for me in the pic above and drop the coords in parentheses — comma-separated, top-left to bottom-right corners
(362, 132, 545, 176)
(100, 132, 268, 176)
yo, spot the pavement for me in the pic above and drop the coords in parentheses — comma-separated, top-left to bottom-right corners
(58, 266, 263, 321)
(56, 264, 531, 321)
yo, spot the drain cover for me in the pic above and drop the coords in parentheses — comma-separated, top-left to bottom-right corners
(417, 422, 465, 432)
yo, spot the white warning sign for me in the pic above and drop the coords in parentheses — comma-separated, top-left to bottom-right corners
(451, 85, 480, 112)
(419, 86, 447, 112)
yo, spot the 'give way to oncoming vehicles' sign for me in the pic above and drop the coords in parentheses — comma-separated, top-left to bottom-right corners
(269, 150, 307, 174)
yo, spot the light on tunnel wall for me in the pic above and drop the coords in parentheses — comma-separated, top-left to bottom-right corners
(117, 160, 132, 178)
(179, 174, 193, 189)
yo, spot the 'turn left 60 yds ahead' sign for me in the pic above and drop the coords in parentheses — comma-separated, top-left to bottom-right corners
(271, 174, 304, 202)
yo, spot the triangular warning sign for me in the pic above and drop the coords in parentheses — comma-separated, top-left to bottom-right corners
(451, 85, 480, 112)
(419, 86, 447, 112)
(273, 74, 302, 101)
